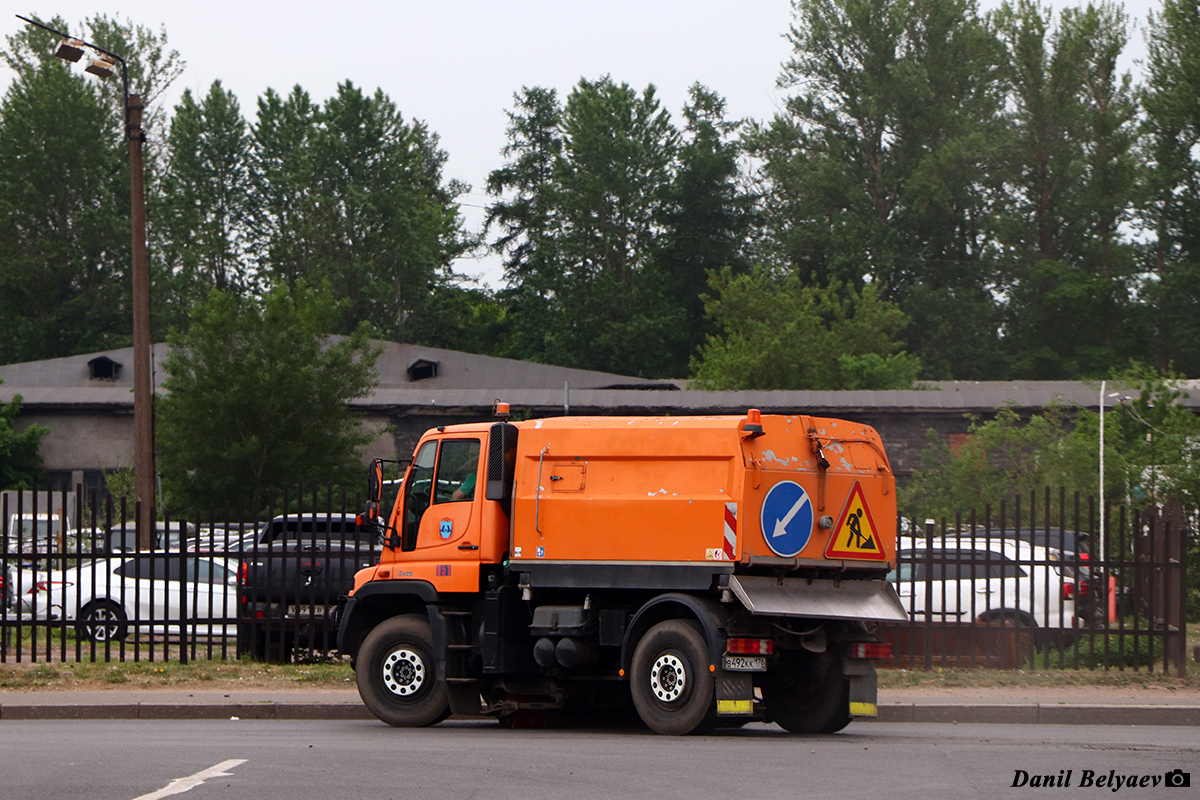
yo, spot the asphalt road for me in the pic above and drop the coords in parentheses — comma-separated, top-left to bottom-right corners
(2, 719, 1198, 800)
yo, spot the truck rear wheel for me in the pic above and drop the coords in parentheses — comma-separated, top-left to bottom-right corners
(763, 651, 849, 734)
(357, 615, 450, 727)
(631, 619, 717, 735)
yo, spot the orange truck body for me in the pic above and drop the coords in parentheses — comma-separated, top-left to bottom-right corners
(339, 410, 907, 734)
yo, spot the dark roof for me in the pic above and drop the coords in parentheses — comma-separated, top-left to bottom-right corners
(0, 340, 670, 407)
(3, 344, 1198, 415)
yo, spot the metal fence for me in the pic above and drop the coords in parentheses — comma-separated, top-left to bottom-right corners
(1, 487, 1190, 673)
(1, 486, 376, 665)
(881, 494, 1190, 676)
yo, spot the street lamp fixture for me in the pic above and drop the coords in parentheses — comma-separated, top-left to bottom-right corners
(84, 55, 116, 79)
(17, 14, 156, 550)
(52, 37, 84, 62)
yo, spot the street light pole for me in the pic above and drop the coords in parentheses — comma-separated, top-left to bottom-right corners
(17, 15, 156, 549)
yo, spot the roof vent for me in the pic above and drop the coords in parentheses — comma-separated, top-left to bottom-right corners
(88, 355, 123, 381)
(407, 358, 439, 382)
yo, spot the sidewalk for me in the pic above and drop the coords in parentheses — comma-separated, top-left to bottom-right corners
(2, 685, 1198, 725)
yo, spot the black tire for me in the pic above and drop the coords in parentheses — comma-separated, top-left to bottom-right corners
(762, 651, 849, 734)
(977, 611, 1039, 658)
(356, 615, 450, 727)
(79, 600, 128, 643)
(630, 619, 717, 736)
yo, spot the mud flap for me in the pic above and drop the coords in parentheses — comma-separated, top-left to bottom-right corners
(715, 668, 755, 716)
(843, 657, 878, 718)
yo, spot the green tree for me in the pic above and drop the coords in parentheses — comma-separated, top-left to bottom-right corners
(657, 84, 756, 375)
(0, 15, 182, 363)
(992, 1, 1144, 378)
(489, 78, 736, 376)
(0, 20, 131, 363)
(0, 379, 49, 490)
(1141, 0, 1200, 375)
(691, 266, 920, 390)
(252, 82, 469, 341)
(156, 280, 381, 515)
(157, 81, 257, 330)
(752, 0, 1005, 379)
(900, 404, 1098, 524)
(486, 86, 571, 361)
(249, 85, 319, 290)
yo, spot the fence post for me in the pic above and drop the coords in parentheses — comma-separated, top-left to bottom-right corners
(1165, 509, 1186, 677)
(176, 516, 189, 666)
(923, 519, 935, 672)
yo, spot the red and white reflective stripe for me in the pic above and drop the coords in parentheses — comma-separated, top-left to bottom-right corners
(724, 502, 737, 560)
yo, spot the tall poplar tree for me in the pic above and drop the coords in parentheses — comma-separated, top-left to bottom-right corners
(251, 82, 468, 341)
(157, 81, 257, 331)
(752, 0, 1006, 379)
(993, 0, 1143, 379)
(1142, 0, 1200, 375)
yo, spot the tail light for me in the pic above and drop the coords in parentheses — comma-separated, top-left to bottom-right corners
(847, 642, 892, 659)
(238, 560, 248, 587)
(1079, 552, 1089, 561)
(1077, 579, 1090, 597)
(726, 637, 773, 655)
(1062, 581, 1076, 600)
(28, 580, 72, 595)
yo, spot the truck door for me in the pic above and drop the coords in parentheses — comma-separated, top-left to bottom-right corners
(399, 437, 481, 557)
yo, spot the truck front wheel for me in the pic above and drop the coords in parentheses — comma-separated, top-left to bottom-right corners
(630, 619, 717, 735)
(357, 615, 450, 727)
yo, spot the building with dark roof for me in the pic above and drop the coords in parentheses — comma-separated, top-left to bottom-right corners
(3, 341, 1189, 498)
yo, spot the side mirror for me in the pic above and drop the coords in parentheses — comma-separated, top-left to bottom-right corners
(485, 423, 519, 512)
(367, 458, 384, 503)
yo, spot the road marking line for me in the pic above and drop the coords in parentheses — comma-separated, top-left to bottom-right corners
(131, 759, 247, 800)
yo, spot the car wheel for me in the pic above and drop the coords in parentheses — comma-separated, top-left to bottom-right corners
(762, 650, 850, 734)
(977, 611, 1039, 662)
(79, 600, 128, 642)
(357, 615, 450, 727)
(630, 619, 717, 736)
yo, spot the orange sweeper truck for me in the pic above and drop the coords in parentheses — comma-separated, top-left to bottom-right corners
(337, 404, 908, 735)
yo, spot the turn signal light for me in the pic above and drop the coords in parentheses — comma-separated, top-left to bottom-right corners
(727, 637, 773, 655)
(847, 642, 893, 659)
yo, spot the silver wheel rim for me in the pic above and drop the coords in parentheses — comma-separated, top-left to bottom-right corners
(90, 607, 117, 640)
(650, 653, 686, 703)
(382, 647, 426, 697)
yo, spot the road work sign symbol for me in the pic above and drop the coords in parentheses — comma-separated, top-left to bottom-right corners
(824, 481, 886, 561)
(760, 480, 814, 557)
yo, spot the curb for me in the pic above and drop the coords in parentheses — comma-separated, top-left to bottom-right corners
(868, 704, 1200, 726)
(1, 703, 372, 721)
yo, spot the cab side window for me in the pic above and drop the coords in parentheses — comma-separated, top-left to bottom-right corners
(435, 439, 481, 504)
(403, 441, 439, 549)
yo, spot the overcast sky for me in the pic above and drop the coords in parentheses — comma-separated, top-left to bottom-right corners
(4, 1, 1164, 286)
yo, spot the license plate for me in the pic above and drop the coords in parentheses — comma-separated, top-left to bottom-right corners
(723, 655, 767, 672)
(288, 604, 329, 617)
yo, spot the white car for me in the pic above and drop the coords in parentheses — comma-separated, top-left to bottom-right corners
(31, 555, 239, 642)
(889, 538, 1077, 639)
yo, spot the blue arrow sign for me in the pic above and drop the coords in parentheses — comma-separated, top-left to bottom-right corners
(760, 480, 814, 557)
